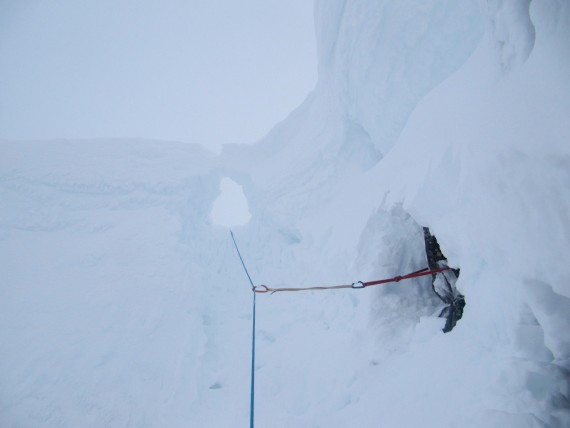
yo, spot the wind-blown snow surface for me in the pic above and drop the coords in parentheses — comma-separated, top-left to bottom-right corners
(1, 1, 569, 427)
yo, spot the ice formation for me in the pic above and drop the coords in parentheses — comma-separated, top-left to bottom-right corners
(1, 1, 569, 427)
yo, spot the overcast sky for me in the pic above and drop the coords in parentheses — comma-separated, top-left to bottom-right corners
(0, 0, 317, 151)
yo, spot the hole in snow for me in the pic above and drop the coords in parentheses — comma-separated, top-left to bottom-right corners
(210, 177, 251, 228)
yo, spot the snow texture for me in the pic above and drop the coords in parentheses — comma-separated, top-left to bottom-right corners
(1, 1, 569, 427)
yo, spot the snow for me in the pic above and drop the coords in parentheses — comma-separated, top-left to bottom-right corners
(1, 1, 569, 427)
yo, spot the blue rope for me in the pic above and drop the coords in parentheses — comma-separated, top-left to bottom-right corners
(250, 290, 256, 428)
(230, 231, 256, 428)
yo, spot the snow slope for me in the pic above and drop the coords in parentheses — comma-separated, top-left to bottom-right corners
(1, 1, 569, 427)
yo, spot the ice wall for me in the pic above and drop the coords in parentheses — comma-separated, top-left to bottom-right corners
(314, 0, 483, 154)
(348, 0, 570, 425)
(223, 0, 570, 426)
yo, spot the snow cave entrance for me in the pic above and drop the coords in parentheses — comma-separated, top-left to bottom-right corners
(210, 177, 251, 228)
